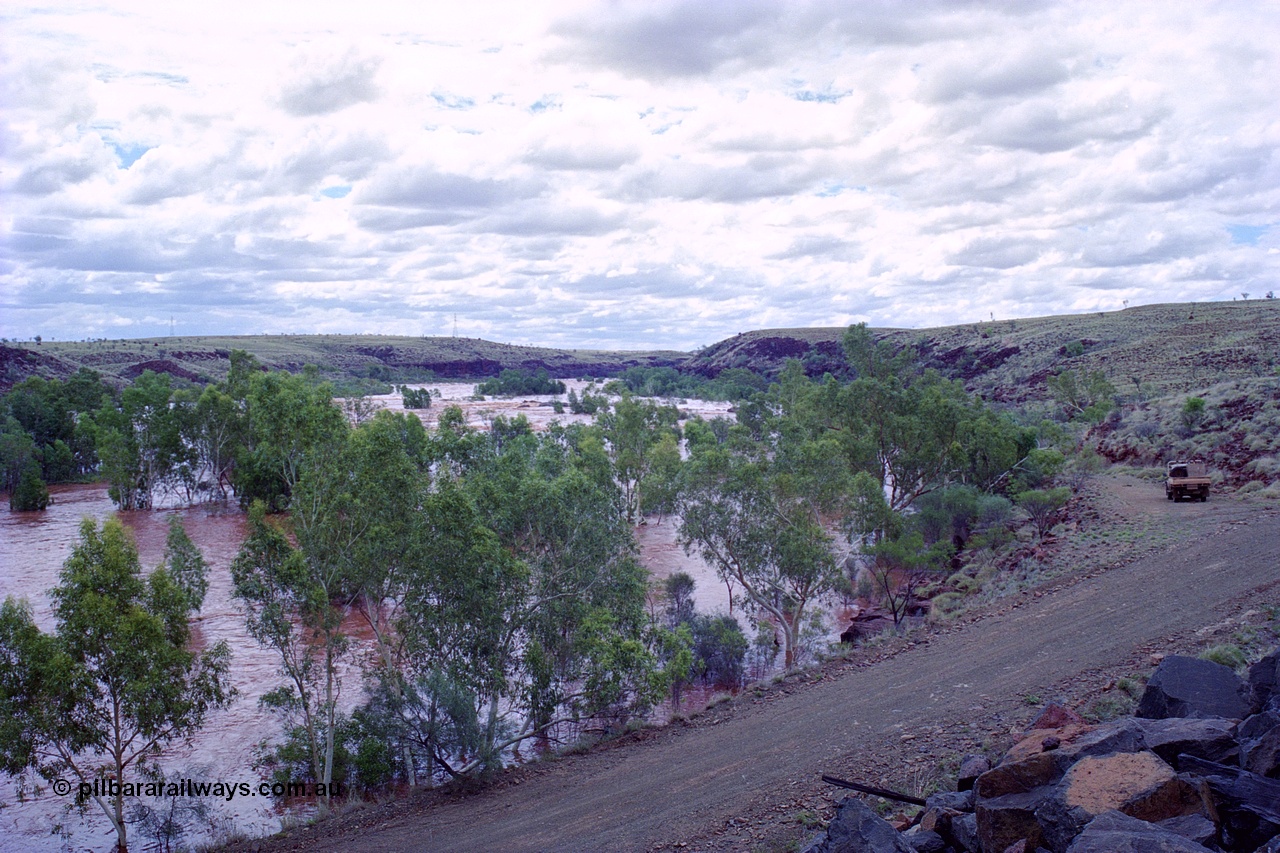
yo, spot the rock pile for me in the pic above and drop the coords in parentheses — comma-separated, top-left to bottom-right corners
(804, 648, 1280, 853)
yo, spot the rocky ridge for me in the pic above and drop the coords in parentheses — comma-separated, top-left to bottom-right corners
(802, 649, 1280, 853)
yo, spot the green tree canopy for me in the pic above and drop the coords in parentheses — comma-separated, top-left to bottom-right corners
(0, 518, 231, 853)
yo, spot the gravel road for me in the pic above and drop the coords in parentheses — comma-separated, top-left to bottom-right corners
(232, 478, 1280, 853)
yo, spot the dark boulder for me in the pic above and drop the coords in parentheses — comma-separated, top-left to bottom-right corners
(976, 787, 1054, 853)
(1248, 650, 1280, 708)
(1135, 717, 1240, 767)
(1237, 709, 1280, 778)
(840, 610, 896, 644)
(902, 826, 947, 852)
(926, 789, 974, 812)
(957, 754, 992, 792)
(1064, 810, 1216, 852)
(803, 796, 915, 853)
(1137, 657, 1255, 721)
(951, 812, 980, 852)
(1177, 756, 1280, 825)
(1155, 814, 1218, 847)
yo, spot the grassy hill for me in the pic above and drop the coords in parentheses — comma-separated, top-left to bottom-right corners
(3, 301, 1277, 402)
(684, 300, 1280, 404)
(0, 334, 686, 391)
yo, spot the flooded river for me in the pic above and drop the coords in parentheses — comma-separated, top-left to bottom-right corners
(0, 382, 854, 852)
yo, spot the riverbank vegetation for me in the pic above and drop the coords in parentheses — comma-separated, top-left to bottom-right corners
(7, 317, 1277, 846)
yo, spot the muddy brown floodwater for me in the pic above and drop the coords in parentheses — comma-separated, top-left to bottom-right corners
(0, 483, 295, 852)
(0, 383, 857, 852)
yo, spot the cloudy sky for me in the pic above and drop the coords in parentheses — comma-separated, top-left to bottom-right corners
(2, 1, 1278, 350)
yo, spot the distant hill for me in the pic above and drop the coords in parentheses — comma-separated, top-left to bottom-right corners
(4, 301, 1277, 402)
(0, 335, 686, 392)
(684, 300, 1280, 404)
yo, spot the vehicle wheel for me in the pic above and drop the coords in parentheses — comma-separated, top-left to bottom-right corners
(1201, 495, 1208, 502)
(1166, 491, 1173, 500)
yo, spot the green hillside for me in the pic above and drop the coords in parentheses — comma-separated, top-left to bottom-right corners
(684, 300, 1280, 403)
(3, 300, 1277, 402)
(0, 334, 685, 391)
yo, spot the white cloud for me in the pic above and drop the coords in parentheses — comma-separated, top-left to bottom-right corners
(1, 1, 1278, 349)
(278, 49, 383, 117)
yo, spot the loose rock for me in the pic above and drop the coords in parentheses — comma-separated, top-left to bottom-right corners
(802, 796, 915, 853)
(1136, 656, 1255, 721)
(1064, 810, 1216, 852)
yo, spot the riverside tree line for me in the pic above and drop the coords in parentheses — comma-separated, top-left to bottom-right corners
(0, 327, 1099, 852)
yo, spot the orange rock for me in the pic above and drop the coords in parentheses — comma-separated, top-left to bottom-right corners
(1062, 751, 1210, 822)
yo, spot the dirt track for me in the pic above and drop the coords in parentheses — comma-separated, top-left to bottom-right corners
(237, 478, 1280, 853)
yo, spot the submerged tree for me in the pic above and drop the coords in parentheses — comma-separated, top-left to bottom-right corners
(595, 394, 681, 524)
(678, 429, 842, 671)
(0, 518, 231, 853)
(231, 501, 347, 815)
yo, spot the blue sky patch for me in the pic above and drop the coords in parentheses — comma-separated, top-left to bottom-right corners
(791, 89, 849, 104)
(431, 91, 475, 110)
(320, 185, 352, 199)
(1228, 224, 1269, 246)
(110, 142, 151, 168)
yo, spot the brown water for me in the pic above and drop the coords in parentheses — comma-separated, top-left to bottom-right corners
(369, 378, 736, 431)
(636, 519, 858, 670)
(0, 484, 307, 851)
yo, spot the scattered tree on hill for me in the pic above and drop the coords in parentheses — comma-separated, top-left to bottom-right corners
(1046, 369, 1116, 422)
(1181, 396, 1206, 430)
(1016, 487, 1071, 539)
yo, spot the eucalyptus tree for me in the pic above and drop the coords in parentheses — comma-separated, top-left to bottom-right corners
(192, 385, 241, 501)
(0, 518, 230, 853)
(677, 413, 846, 671)
(395, 481, 527, 779)
(314, 410, 429, 785)
(456, 428, 661, 750)
(95, 371, 194, 509)
(232, 367, 346, 510)
(231, 501, 347, 815)
(594, 394, 682, 524)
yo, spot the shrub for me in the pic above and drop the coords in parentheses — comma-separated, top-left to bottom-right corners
(1200, 644, 1247, 672)
(1015, 487, 1071, 539)
(475, 368, 565, 397)
(9, 461, 49, 510)
(1181, 396, 1206, 429)
(401, 386, 432, 409)
(691, 614, 748, 689)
